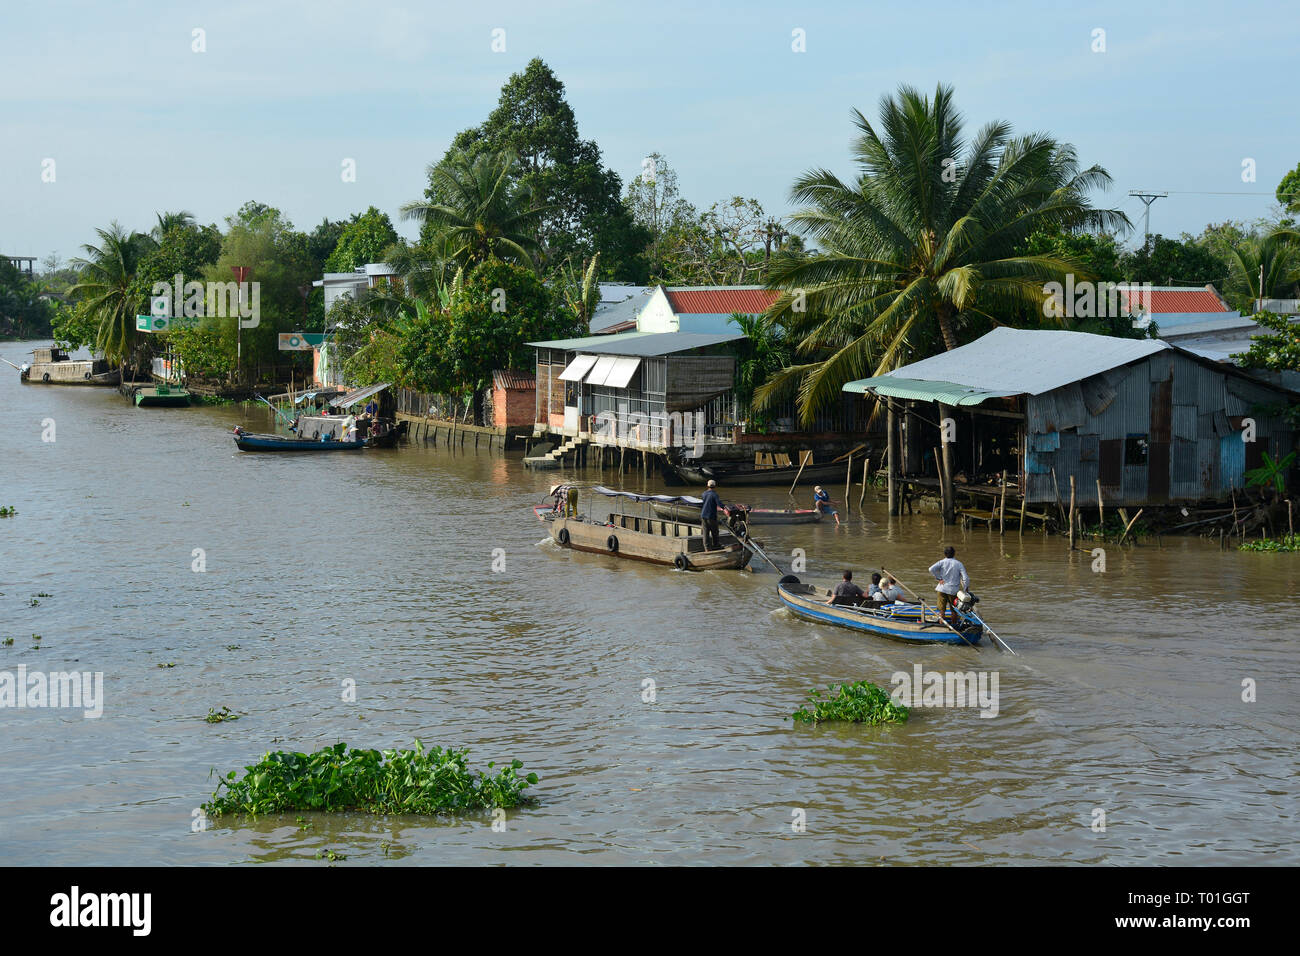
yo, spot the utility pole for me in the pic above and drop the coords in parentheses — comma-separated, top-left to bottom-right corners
(1128, 191, 1168, 246)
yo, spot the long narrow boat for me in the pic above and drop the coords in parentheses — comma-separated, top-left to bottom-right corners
(233, 430, 366, 452)
(134, 384, 191, 407)
(537, 485, 753, 571)
(651, 499, 822, 525)
(776, 575, 984, 645)
(674, 460, 849, 486)
(19, 347, 120, 386)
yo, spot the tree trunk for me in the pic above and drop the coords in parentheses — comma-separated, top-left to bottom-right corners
(937, 306, 959, 351)
(937, 401, 956, 525)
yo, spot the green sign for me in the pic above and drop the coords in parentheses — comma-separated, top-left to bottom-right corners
(136, 314, 200, 333)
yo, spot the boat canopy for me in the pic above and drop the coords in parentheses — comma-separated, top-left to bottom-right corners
(592, 485, 703, 505)
(330, 382, 391, 409)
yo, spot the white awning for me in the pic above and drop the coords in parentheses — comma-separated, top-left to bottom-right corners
(558, 354, 598, 382)
(585, 355, 618, 386)
(604, 356, 641, 389)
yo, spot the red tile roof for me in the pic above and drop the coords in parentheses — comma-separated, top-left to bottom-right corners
(665, 288, 779, 315)
(1120, 288, 1227, 314)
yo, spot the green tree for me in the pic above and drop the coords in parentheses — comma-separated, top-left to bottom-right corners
(730, 312, 792, 413)
(1120, 234, 1230, 287)
(0, 258, 56, 339)
(624, 152, 697, 278)
(1222, 230, 1300, 309)
(324, 206, 400, 272)
(401, 150, 547, 267)
(1276, 162, 1300, 215)
(1233, 310, 1300, 371)
(757, 84, 1129, 421)
(69, 223, 155, 367)
(441, 58, 650, 279)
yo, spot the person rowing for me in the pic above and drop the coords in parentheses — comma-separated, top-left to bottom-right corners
(928, 546, 970, 625)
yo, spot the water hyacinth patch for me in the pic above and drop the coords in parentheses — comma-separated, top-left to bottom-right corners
(202, 740, 539, 817)
(792, 681, 910, 726)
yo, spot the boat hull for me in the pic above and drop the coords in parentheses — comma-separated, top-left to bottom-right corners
(22, 367, 120, 386)
(651, 502, 821, 524)
(234, 433, 366, 451)
(135, 387, 191, 407)
(675, 461, 850, 486)
(548, 513, 753, 570)
(777, 578, 983, 645)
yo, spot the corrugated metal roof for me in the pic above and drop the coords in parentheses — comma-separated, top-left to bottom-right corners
(842, 376, 1019, 405)
(529, 331, 745, 356)
(844, 328, 1171, 398)
(665, 287, 778, 315)
(492, 369, 535, 390)
(330, 382, 391, 408)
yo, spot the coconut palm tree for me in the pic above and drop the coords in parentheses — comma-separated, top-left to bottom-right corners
(1224, 229, 1300, 309)
(757, 84, 1130, 422)
(152, 209, 196, 241)
(69, 223, 155, 368)
(400, 150, 548, 268)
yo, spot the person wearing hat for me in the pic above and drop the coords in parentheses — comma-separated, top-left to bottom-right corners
(700, 479, 724, 550)
(812, 485, 840, 526)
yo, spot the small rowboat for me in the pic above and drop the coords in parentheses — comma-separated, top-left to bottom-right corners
(777, 575, 984, 645)
(536, 485, 754, 571)
(651, 500, 822, 525)
(674, 460, 849, 486)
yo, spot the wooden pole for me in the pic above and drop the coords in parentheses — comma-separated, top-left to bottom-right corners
(1096, 479, 1104, 530)
(1051, 467, 1065, 523)
(1119, 508, 1144, 546)
(933, 446, 946, 521)
(937, 402, 956, 525)
(844, 453, 853, 515)
(789, 450, 812, 496)
(887, 403, 898, 516)
(1068, 475, 1077, 550)
(998, 469, 1007, 536)
(859, 458, 870, 509)
(1018, 493, 1027, 537)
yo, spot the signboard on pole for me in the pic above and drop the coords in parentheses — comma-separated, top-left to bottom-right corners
(278, 333, 326, 351)
(136, 314, 199, 333)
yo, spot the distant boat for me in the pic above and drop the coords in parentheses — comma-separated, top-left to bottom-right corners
(777, 575, 984, 645)
(19, 347, 119, 386)
(134, 384, 191, 407)
(233, 429, 367, 451)
(651, 499, 822, 525)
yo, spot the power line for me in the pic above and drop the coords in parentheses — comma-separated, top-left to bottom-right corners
(1128, 191, 1167, 244)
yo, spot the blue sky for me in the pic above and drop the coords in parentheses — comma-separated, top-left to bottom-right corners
(1, 0, 1295, 266)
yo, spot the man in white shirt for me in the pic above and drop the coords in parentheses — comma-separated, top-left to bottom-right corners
(928, 546, 970, 624)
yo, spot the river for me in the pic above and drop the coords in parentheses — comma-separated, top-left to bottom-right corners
(1, 343, 1297, 865)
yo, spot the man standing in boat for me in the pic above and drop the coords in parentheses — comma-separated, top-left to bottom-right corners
(929, 546, 970, 624)
(700, 479, 723, 550)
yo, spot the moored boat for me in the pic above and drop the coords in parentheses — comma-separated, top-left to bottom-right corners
(537, 485, 754, 571)
(233, 428, 367, 451)
(673, 459, 852, 486)
(134, 384, 191, 407)
(776, 575, 984, 645)
(19, 347, 120, 386)
(651, 499, 822, 525)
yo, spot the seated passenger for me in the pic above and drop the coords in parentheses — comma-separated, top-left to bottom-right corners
(826, 570, 865, 605)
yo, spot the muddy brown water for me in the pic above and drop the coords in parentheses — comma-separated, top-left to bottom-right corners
(2, 345, 1297, 864)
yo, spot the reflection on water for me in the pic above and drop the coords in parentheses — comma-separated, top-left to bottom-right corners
(1, 344, 1297, 865)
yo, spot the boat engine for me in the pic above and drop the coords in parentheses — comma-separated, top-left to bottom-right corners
(956, 590, 979, 612)
(725, 504, 750, 537)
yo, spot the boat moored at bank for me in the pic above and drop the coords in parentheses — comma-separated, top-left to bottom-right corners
(18, 348, 120, 386)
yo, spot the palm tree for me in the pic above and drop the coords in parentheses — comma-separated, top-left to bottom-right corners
(400, 150, 548, 267)
(152, 209, 196, 241)
(1224, 229, 1300, 309)
(757, 84, 1130, 422)
(559, 253, 601, 328)
(69, 223, 154, 368)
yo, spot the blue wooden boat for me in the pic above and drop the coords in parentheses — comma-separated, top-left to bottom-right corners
(232, 429, 365, 452)
(776, 575, 984, 645)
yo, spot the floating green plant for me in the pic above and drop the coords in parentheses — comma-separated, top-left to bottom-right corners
(202, 741, 539, 817)
(0, 506, 16, 517)
(1239, 534, 1300, 553)
(2, 638, 12, 646)
(315, 848, 347, 861)
(204, 706, 240, 723)
(792, 681, 910, 726)
(157, 662, 176, 668)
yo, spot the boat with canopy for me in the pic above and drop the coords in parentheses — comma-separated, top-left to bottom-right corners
(535, 485, 754, 571)
(651, 498, 822, 525)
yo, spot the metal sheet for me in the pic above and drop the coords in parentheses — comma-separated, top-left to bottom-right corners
(1172, 404, 1197, 441)
(329, 382, 391, 408)
(1080, 374, 1118, 415)
(604, 356, 642, 389)
(584, 355, 618, 386)
(558, 354, 598, 382)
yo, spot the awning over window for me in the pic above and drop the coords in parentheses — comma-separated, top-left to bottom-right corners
(603, 357, 641, 389)
(558, 354, 598, 381)
(585, 355, 618, 386)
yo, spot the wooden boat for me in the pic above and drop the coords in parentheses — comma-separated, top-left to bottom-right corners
(536, 485, 754, 571)
(776, 575, 984, 645)
(233, 430, 366, 451)
(651, 499, 822, 525)
(134, 384, 191, 407)
(19, 347, 119, 386)
(674, 460, 850, 486)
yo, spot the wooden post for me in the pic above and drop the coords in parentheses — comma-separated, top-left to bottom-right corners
(1018, 493, 1027, 537)
(998, 469, 1007, 536)
(887, 402, 898, 516)
(859, 458, 870, 509)
(1068, 475, 1077, 549)
(1288, 499, 1294, 539)
(844, 453, 853, 515)
(937, 402, 956, 525)
(1096, 479, 1104, 530)
(1051, 467, 1065, 523)
(933, 446, 946, 521)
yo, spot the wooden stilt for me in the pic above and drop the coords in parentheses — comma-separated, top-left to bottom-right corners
(1068, 475, 1077, 549)
(998, 470, 1007, 536)
(844, 453, 853, 515)
(1096, 479, 1104, 529)
(887, 403, 898, 516)
(859, 458, 869, 509)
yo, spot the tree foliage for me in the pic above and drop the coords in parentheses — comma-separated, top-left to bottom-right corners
(324, 206, 400, 272)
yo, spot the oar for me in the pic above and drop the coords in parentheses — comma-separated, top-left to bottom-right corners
(885, 565, 1015, 654)
(973, 615, 1017, 655)
(255, 393, 295, 428)
(880, 567, 980, 650)
(1, 357, 22, 371)
(727, 512, 785, 575)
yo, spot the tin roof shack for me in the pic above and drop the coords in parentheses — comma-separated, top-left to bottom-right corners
(530, 331, 742, 457)
(488, 370, 537, 430)
(844, 328, 1298, 512)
